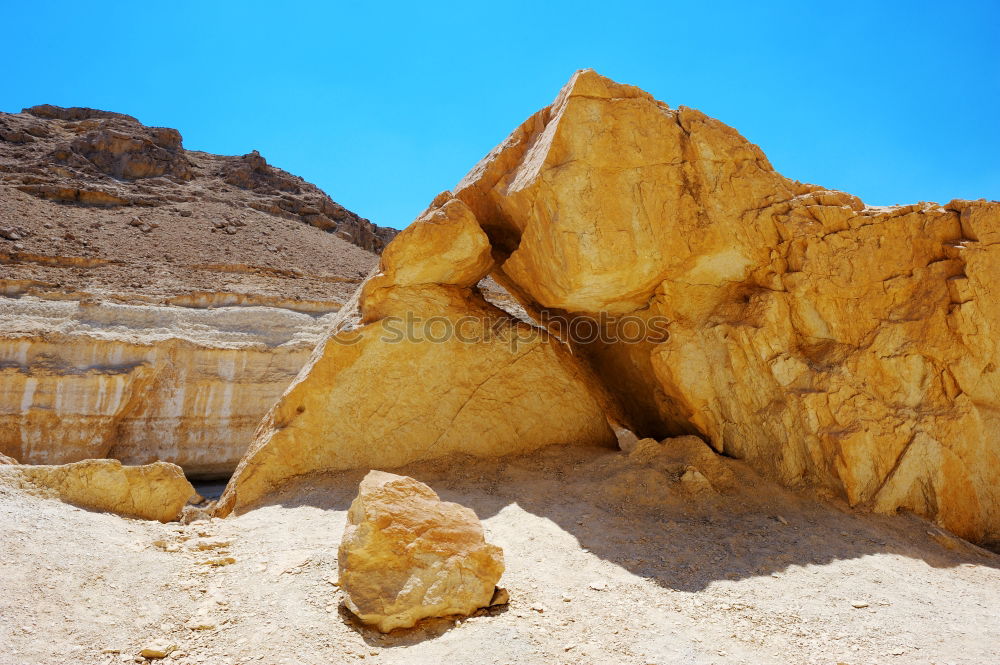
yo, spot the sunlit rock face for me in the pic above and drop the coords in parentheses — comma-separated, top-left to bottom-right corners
(0, 298, 336, 477)
(217, 194, 619, 516)
(0, 458, 195, 522)
(214, 68, 1000, 544)
(450, 69, 1000, 545)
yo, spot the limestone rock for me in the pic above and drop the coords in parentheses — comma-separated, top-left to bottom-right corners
(338, 471, 504, 632)
(218, 68, 1000, 544)
(139, 639, 177, 659)
(0, 299, 332, 477)
(361, 195, 493, 322)
(0, 102, 398, 477)
(217, 288, 616, 514)
(452, 69, 1000, 544)
(217, 197, 617, 515)
(0, 452, 17, 464)
(0, 459, 195, 522)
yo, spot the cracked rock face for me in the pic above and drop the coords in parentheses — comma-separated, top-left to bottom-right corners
(452, 69, 1000, 545)
(217, 194, 618, 514)
(219, 69, 999, 545)
(338, 470, 504, 632)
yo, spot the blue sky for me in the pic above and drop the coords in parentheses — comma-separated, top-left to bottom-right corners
(3, 0, 997, 229)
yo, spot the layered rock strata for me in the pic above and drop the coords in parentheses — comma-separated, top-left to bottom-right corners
(0, 104, 394, 474)
(0, 298, 339, 476)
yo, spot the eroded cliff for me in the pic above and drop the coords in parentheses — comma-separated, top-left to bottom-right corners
(0, 105, 392, 475)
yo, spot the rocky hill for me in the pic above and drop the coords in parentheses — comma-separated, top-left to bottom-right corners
(0, 105, 395, 476)
(0, 104, 395, 302)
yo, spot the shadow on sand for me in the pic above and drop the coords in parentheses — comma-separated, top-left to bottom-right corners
(235, 443, 999, 642)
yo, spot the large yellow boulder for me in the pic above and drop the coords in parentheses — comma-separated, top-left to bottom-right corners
(361, 194, 493, 322)
(0, 459, 195, 522)
(453, 69, 1000, 544)
(338, 471, 504, 632)
(217, 197, 617, 515)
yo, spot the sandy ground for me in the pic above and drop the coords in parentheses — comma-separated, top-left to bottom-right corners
(2, 443, 998, 665)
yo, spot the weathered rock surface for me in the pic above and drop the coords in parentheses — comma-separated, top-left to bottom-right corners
(0, 459, 195, 522)
(361, 195, 493, 321)
(338, 471, 504, 632)
(213, 69, 1000, 544)
(0, 298, 340, 476)
(1, 105, 395, 252)
(450, 69, 1000, 545)
(0, 104, 396, 474)
(218, 195, 617, 514)
(0, 452, 17, 464)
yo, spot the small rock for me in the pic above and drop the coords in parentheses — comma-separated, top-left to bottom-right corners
(490, 587, 510, 606)
(588, 581, 608, 591)
(139, 639, 177, 659)
(851, 600, 869, 608)
(775, 515, 789, 525)
(189, 539, 230, 551)
(680, 466, 714, 492)
(184, 617, 216, 631)
(614, 426, 641, 452)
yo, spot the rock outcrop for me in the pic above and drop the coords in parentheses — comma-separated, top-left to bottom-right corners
(0, 459, 195, 522)
(225, 69, 999, 545)
(0, 105, 395, 252)
(217, 194, 618, 514)
(0, 298, 340, 477)
(338, 471, 504, 632)
(449, 69, 1000, 544)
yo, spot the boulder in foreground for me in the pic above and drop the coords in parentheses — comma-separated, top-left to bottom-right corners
(338, 470, 504, 632)
(0, 459, 196, 522)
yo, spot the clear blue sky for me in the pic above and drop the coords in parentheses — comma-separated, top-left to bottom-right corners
(3, 0, 997, 229)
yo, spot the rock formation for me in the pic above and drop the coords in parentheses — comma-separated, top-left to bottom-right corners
(222, 69, 1000, 546)
(0, 105, 395, 252)
(0, 458, 195, 522)
(449, 69, 1000, 544)
(0, 104, 396, 474)
(0, 298, 336, 476)
(217, 194, 618, 513)
(338, 471, 504, 632)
